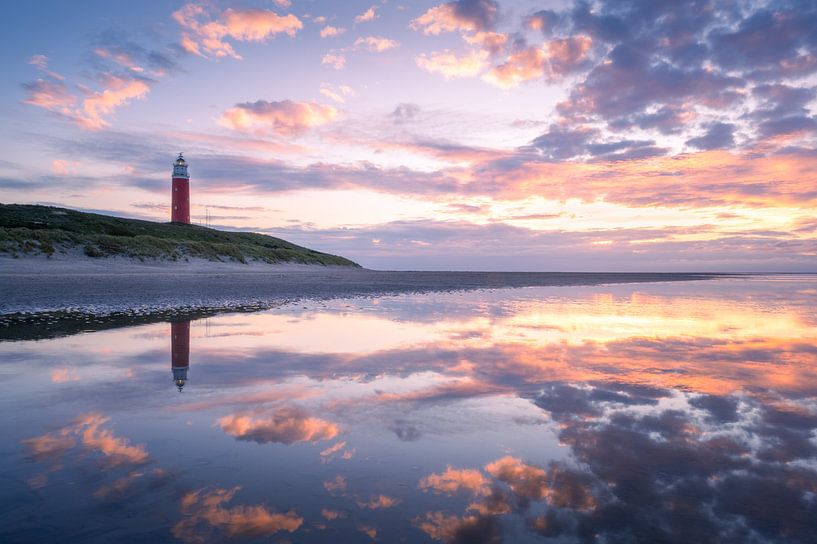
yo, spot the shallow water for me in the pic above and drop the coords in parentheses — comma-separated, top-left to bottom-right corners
(1, 276, 816, 543)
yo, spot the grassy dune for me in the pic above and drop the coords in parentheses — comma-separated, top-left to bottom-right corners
(0, 203, 359, 266)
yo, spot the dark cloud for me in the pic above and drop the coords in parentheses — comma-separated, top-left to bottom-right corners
(525, 9, 565, 37)
(451, 0, 499, 32)
(759, 116, 817, 138)
(686, 122, 735, 150)
(391, 102, 420, 123)
(708, 6, 817, 77)
(520, 0, 817, 155)
(390, 420, 422, 441)
(689, 394, 740, 423)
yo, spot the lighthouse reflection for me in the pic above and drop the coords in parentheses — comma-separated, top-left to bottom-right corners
(170, 321, 190, 392)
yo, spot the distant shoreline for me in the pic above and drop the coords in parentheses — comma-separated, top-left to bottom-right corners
(1, 256, 729, 334)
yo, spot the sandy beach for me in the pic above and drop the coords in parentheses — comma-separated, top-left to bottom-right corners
(0, 255, 723, 317)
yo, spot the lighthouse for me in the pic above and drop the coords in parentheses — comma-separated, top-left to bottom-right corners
(171, 153, 190, 224)
(171, 321, 190, 392)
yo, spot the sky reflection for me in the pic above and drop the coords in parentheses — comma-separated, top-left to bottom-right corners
(1, 276, 816, 542)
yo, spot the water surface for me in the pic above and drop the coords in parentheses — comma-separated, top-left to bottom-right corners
(1, 276, 816, 543)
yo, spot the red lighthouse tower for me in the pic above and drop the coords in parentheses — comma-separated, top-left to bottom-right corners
(171, 321, 190, 392)
(171, 153, 190, 224)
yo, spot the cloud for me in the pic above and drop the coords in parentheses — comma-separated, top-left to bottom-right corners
(28, 54, 64, 80)
(173, 487, 303, 542)
(323, 475, 347, 493)
(419, 466, 489, 495)
(355, 6, 378, 23)
(416, 49, 489, 78)
(217, 407, 339, 444)
(411, 0, 498, 35)
(320, 25, 345, 38)
(322, 51, 346, 69)
(414, 511, 501, 543)
(686, 122, 736, 150)
(22, 412, 148, 467)
(23, 79, 76, 113)
(218, 99, 338, 135)
(483, 46, 547, 88)
(356, 494, 401, 509)
(319, 83, 354, 104)
(172, 3, 302, 60)
(23, 69, 151, 130)
(462, 31, 508, 56)
(78, 75, 151, 130)
(391, 103, 421, 123)
(353, 36, 399, 52)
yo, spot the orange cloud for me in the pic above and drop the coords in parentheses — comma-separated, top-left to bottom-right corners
(483, 47, 547, 88)
(218, 99, 338, 135)
(217, 407, 339, 444)
(416, 49, 489, 78)
(484, 456, 548, 500)
(172, 3, 302, 60)
(173, 486, 303, 542)
(419, 466, 489, 495)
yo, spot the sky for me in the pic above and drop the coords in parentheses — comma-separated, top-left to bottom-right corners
(1, 0, 816, 271)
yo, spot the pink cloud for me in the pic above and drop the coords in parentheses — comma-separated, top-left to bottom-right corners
(79, 75, 151, 129)
(172, 3, 302, 60)
(218, 99, 338, 135)
(217, 407, 339, 444)
(483, 46, 548, 88)
(323, 475, 348, 493)
(28, 54, 64, 80)
(416, 49, 489, 78)
(462, 31, 508, 56)
(356, 494, 401, 509)
(322, 51, 346, 69)
(22, 79, 76, 113)
(22, 412, 148, 467)
(353, 36, 399, 52)
(419, 466, 489, 495)
(51, 365, 80, 381)
(355, 6, 378, 23)
(411, 1, 497, 35)
(319, 83, 354, 104)
(173, 486, 303, 542)
(320, 25, 345, 38)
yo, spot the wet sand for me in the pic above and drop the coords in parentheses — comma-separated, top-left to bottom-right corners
(0, 256, 724, 317)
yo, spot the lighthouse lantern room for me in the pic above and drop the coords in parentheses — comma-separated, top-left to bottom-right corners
(171, 153, 190, 224)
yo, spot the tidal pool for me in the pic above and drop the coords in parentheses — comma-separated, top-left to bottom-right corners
(1, 276, 816, 543)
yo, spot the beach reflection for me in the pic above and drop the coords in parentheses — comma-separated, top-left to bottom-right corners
(2, 276, 816, 542)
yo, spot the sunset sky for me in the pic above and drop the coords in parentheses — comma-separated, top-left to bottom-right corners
(2, 0, 816, 271)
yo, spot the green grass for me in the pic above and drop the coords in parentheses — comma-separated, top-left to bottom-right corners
(0, 203, 359, 266)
